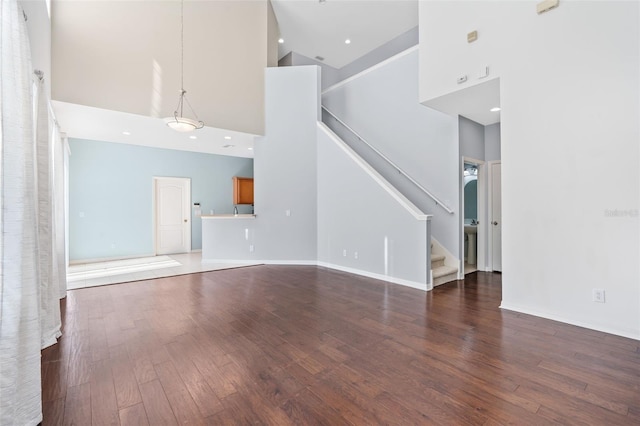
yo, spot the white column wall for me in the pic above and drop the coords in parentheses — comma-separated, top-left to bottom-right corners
(420, 0, 640, 338)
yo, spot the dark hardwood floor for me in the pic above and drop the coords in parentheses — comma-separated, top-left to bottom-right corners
(42, 266, 640, 425)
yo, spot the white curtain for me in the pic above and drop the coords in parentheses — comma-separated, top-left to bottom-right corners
(0, 0, 66, 424)
(35, 75, 62, 348)
(51, 117, 68, 300)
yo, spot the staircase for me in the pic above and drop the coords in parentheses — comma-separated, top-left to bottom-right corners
(431, 244, 458, 286)
(321, 106, 460, 287)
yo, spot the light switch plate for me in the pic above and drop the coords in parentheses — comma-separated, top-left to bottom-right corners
(537, 0, 559, 14)
(467, 30, 478, 43)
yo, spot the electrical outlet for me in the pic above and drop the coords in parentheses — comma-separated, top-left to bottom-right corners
(354, 251, 358, 259)
(285, 209, 291, 217)
(592, 288, 605, 303)
(249, 244, 254, 253)
(110, 243, 116, 249)
(342, 249, 347, 257)
(79, 212, 85, 218)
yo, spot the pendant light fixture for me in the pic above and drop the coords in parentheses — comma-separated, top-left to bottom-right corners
(164, 0, 204, 132)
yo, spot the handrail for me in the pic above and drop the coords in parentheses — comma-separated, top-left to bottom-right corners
(321, 106, 454, 214)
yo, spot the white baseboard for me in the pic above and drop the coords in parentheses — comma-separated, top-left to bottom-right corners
(202, 258, 429, 291)
(69, 253, 156, 265)
(200, 259, 316, 266)
(262, 259, 318, 266)
(316, 261, 428, 291)
(500, 302, 640, 341)
(200, 259, 262, 266)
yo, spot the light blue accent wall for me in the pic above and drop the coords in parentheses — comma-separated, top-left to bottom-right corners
(69, 138, 253, 261)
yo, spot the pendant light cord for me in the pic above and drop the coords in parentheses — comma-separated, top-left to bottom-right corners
(167, 0, 203, 129)
(181, 0, 184, 94)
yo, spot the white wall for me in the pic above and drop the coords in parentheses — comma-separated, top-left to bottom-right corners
(459, 116, 485, 160)
(253, 65, 320, 261)
(420, 1, 640, 338)
(52, 0, 272, 135)
(284, 52, 342, 90)
(203, 65, 432, 289)
(323, 49, 460, 257)
(317, 125, 430, 289)
(21, 0, 50, 97)
(484, 123, 501, 162)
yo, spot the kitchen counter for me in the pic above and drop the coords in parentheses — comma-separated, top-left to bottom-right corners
(200, 214, 256, 219)
(201, 214, 257, 261)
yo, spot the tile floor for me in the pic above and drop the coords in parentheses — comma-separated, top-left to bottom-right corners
(67, 252, 260, 290)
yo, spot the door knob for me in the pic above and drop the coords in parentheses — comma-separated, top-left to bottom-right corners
(492, 221, 498, 226)
(184, 219, 188, 223)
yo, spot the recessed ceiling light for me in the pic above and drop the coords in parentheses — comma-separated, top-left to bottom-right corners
(278, 38, 284, 44)
(223, 144, 235, 148)
(345, 39, 351, 45)
(490, 107, 501, 112)
(248, 147, 254, 150)
(224, 136, 232, 140)
(189, 135, 197, 140)
(122, 131, 131, 136)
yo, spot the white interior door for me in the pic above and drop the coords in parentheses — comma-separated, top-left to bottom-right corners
(490, 162, 502, 272)
(155, 177, 191, 255)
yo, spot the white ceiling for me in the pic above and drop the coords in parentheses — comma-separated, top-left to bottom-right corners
(423, 78, 501, 126)
(53, 101, 257, 158)
(272, 0, 418, 69)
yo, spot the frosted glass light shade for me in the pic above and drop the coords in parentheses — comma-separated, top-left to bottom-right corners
(163, 116, 204, 132)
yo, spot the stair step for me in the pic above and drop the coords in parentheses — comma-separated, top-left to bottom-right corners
(432, 265, 458, 279)
(431, 254, 445, 263)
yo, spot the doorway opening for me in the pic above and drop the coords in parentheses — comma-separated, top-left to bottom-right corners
(462, 158, 486, 275)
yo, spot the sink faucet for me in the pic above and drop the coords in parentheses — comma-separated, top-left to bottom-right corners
(234, 206, 238, 215)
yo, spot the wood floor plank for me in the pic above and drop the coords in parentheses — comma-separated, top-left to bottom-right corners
(40, 267, 640, 425)
(165, 340, 224, 417)
(62, 383, 91, 426)
(42, 397, 65, 426)
(65, 332, 92, 387)
(89, 360, 120, 426)
(138, 379, 179, 425)
(119, 403, 150, 426)
(42, 360, 68, 402)
(154, 360, 204, 424)
(111, 356, 143, 409)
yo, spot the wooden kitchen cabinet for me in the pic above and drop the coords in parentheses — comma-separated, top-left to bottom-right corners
(233, 177, 254, 205)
